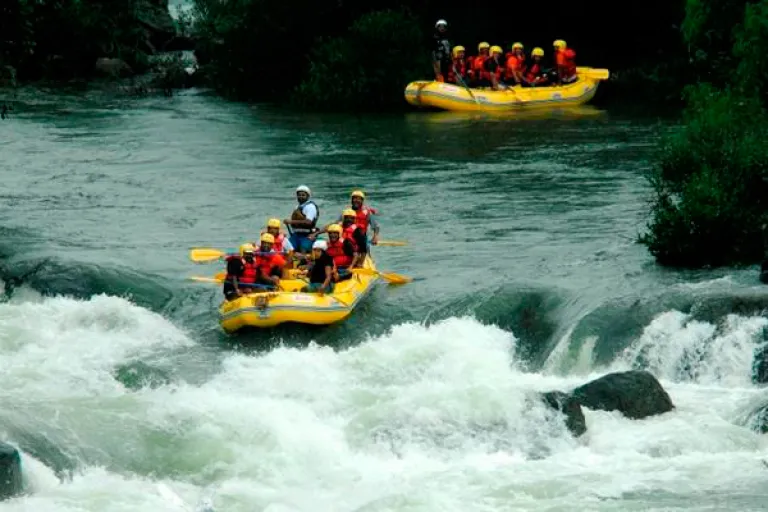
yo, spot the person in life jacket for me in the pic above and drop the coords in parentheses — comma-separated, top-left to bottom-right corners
(482, 46, 506, 90)
(312, 189, 380, 245)
(471, 42, 490, 86)
(263, 218, 294, 255)
(447, 46, 469, 85)
(340, 208, 368, 266)
(524, 47, 550, 86)
(553, 39, 577, 84)
(301, 240, 336, 294)
(432, 19, 451, 82)
(504, 42, 526, 86)
(223, 243, 259, 300)
(324, 223, 359, 281)
(254, 233, 286, 288)
(283, 185, 319, 254)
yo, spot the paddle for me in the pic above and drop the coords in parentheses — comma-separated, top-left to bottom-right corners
(190, 248, 279, 263)
(375, 240, 408, 247)
(452, 64, 480, 106)
(350, 267, 413, 285)
(578, 68, 610, 81)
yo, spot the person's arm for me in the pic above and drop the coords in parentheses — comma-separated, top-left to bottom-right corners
(369, 214, 380, 244)
(321, 263, 333, 293)
(227, 258, 243, 294)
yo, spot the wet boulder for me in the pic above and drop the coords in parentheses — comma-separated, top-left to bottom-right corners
(572, 370, 675, 419)
(0, 442, 22, 500)
(746, 403, 768, 434)
(95, 58, 134, 78)
(540, 391, 587, 437)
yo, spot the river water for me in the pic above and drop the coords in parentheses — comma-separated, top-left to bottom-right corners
(0, 87, 767, 511)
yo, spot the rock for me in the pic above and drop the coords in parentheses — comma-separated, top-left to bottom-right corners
(541, 391, 587, 437)
(0, 442, 22, 500)
(572, 370, 675, 419)
(746, 403, 768, 434)
(136, 0, 177, 52)
(754, 345, 768, 384)
(114, 361, 172, 391)
(95, 58, 134, 78)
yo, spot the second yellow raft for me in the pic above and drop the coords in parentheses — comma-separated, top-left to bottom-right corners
(405, 67, 609, 112)
(219, 256, 379, 332)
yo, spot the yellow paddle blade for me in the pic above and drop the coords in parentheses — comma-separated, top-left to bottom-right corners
(189, 276, 223, 284)
(190, 248, 227, 263)
(351, 268, 413, 284)
(579, 68, 610, 80)
(377, 241, 408, 247)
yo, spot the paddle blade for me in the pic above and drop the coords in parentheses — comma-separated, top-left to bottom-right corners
(377, 241, 408, 247)
(581, 68, 610, 80)
(190, 248, 227, 263)
(379, 272, 412, 285)
(189, 276, 223, 284)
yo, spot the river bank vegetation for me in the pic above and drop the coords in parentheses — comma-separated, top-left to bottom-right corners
(639, 0, 768, 268)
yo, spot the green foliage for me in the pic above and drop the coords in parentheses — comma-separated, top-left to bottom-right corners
(734, 0, 768, 104)
(292, 9, 429, 110)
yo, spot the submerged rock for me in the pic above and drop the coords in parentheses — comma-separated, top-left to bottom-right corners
(114, 361, 172, 391)
(572, 370, 674, 419)
(0, 442, 22, 500)
(540, 391, 587, 437)
(746, 404, 768, 434)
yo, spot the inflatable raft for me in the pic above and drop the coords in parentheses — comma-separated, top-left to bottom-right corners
(219, 256, 379, 332)
(405, 67, 609, 112)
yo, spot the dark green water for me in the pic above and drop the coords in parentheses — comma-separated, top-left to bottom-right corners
(0, 87, 767, 511)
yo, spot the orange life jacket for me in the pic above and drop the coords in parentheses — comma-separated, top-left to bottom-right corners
(326, 239, 352, 268)
(473, 55, 488, 80)
(343, 223, 360, 252)
(254, 252, 284, 277)
(504, 54, 525, 81)
(352, 205, 377, 234)
(556, 48, 577, 78)
(447, 59, 467, 84)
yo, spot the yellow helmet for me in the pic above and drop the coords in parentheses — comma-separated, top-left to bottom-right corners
(260, 233, 275, 244)
(351, 190, 366, 199)
(490, 45, 503, 55)
(240, 243, 255, 256)
(452, 46, 465, 58)
(478, 42, 490, 51)
(267, 218, 281, 229)
(327, 223, 343, 234)
(553, 39, 566, 49)
(342, 208, 357, 218)
(532, 47, 544, 57)
(512, 42, 523, 50)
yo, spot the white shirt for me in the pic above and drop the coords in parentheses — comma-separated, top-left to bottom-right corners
(300, 202, 318, 222)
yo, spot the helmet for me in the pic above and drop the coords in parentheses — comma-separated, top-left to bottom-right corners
(435, 19, 447, 28)
(296, 185, 311, 196)
(312, 240, 328, 251)
(240, 243, 255, 256)
(490, 45, 503, 55)
(532, 47, 544, 57)
(342, 208, 357, 218)
(351, 190, 366, 199)
(512, 42, 523, 50)
(260, 233, 275, 244)
(553, 39, 566, 49)
(452, 46, 465, 58)
(327, 224, 343, 234)
(267, 218, 281, 229)
(478, 42, 490, 51)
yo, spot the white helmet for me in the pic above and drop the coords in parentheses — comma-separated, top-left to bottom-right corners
(312, 240, 327, 251)
(296, 185, 311, 196)
(435, 19, 447, 28)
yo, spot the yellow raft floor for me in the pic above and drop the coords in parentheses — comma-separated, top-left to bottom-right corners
(218, 256, 379, 332)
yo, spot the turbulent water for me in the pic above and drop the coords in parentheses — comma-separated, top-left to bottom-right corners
(1, 87, 767, 511)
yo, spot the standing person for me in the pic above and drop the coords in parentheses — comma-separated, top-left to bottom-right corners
(312, 189, 380, 246)
(432, 19, 451, 82)
(283, 185, 319, 254)
(553, 39, 577, 84)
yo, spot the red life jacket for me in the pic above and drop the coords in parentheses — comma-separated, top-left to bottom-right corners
(326, 239, 352, 268)
(504, 54, 525, 81)
(556, 48, 577, 79)
(254, 252, 283, 277)
(473, 55, 488, 80)
(352, 206, 377, 233)
(240, 259, 258, 284)
(525, 62, 542, 82)
(225, 256, 258, 284)
(343, 223, 360, 252)
(447, 59, 467, 84)
(273, 233, 286, 252)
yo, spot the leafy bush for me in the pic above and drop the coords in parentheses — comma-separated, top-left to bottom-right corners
(292, 9, 429, 110)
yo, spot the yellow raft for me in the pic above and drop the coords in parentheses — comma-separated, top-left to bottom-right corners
(219, 256, 380, 332)
(405, 67, 609, 112)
